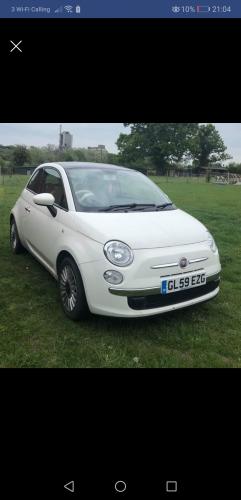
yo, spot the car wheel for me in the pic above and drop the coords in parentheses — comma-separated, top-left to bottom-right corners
(10, 218, 24, 254)
(58, 256, 89, 320)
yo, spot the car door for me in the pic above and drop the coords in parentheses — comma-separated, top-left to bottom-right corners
(21, 167, 44, 243)
(22, 167, 69, 272)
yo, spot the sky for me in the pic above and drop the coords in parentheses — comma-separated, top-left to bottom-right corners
(0, 123, 128, 153)
(0, 123, 241, 162)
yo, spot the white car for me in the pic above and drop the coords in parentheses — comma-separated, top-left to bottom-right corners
(10, 162, 221, 320)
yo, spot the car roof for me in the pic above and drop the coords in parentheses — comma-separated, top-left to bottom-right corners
(56, 162, 132, 171)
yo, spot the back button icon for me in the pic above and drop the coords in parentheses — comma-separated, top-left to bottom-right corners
(64, 481, 75, 493)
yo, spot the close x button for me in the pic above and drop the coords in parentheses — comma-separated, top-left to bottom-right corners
(9, 40, 23, 53)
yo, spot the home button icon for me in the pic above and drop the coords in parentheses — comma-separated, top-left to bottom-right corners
(114, 480, 127, 493)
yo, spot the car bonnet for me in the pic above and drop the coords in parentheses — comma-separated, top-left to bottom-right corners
(72, 209, 208, 249)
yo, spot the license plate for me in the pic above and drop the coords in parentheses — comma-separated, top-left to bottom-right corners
(161, 272, 206, 295)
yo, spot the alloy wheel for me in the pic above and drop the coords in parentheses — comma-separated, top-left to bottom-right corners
(59, 265, 78, 312)
(10, 223, 17, 249)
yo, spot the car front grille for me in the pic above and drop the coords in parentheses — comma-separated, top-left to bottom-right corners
(127, 279, 220, 311)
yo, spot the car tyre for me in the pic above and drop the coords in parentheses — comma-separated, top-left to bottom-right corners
(58, 256, 89, 320)
(10, 218, 24, 254)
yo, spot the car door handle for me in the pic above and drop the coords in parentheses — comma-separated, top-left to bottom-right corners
(25, 207, 31, 213)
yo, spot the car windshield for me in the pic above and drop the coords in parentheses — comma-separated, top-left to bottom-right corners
(66, 167, 175, 212)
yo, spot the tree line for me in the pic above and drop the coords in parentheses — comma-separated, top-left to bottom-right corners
(1, 124, 241, 175)
(0, 144, 109, 171)
(114, 123, 234, 173)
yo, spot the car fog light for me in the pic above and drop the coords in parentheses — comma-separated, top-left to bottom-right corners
(103, 270, 123, 285)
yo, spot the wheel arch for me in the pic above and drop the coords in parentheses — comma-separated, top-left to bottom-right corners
(10, 212, 15, 224)
(56, 250, 86, 280)
(10, 210, 21, 233)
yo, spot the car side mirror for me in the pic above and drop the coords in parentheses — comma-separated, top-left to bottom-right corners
(33, 193, 57, 217)
(33, 193, 55, 206)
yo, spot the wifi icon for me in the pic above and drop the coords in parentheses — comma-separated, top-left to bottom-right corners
(64, 5, 73, 12)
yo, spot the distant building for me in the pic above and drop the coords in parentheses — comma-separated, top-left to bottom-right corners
(88, 145, 107, 151)
(59, 127, 73, 150)
(87, 145, 107, 161)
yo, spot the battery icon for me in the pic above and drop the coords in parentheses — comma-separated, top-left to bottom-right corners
(197, 5, 211, 12)
(76, 5, 81, 13)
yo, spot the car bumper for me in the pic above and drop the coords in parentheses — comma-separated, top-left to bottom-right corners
(80, 257, 221, 318)
(108, 272, 220, 297)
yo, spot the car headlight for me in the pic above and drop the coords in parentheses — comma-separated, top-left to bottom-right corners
(207, 231, 217, 253)
(104, 240, 134, 267)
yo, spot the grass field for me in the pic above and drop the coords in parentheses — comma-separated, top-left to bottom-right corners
(1, 174, 241, 368)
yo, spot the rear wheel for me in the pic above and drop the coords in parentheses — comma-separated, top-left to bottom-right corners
(58, 256, 89, 320)
(10, 218, 24, 254)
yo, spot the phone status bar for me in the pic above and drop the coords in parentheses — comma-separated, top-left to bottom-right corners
(0, 1, 240, 18)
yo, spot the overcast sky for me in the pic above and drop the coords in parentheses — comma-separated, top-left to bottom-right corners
(0, 123, 241, 162)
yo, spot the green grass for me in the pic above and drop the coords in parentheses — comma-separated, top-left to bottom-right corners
(1, 174, 241, 368)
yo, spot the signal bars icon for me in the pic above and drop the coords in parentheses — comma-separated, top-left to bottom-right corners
(54, 5, 81, 14)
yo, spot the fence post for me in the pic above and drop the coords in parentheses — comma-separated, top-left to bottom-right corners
(1, 167, 4, 185)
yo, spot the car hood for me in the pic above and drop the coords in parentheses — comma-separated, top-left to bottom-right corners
(73, 209, 208, 249)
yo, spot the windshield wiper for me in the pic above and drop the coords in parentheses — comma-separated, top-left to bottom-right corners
(100, 203, 157, 212)
(100, 203, 175, 212)
(156, 203, 174, 210)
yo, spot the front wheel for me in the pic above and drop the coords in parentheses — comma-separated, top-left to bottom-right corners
(58, 257, 89, 320)
(10, 218, 24, 254)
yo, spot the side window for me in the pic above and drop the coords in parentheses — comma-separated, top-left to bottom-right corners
(42, 168, 68, 210)
(27, 169, 44, 194)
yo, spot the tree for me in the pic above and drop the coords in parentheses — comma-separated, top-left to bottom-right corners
(117, 123, 199, 173)
(74, 149, 86, 161)
(29, 146, 45, 165)
(190, 124, 231, 168)
(227, 162, 241, 174)
(107, 153, 120, 165)
(116, 123, 231, 174)
(12, 145, 31, 166)
(62, 151, 76, 161)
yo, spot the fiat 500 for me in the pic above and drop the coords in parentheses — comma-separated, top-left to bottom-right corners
(10, 162, 221, 320)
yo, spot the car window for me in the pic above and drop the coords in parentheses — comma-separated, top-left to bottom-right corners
(27, 168, 44, 194)
(42, 168, 68, 210)
(66, 167, 172, 211)
(117, 172, 156, 203)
